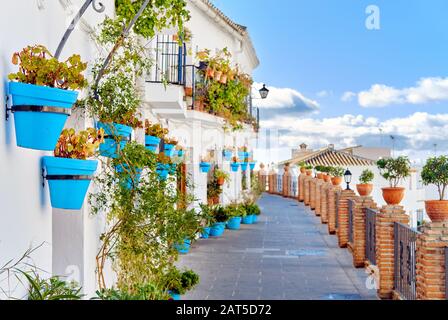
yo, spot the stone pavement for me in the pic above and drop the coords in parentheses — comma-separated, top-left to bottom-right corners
(177, 194, 378, 300)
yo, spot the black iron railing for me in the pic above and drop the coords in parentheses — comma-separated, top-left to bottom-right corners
(366, 208, 377, 265)
(348, 199, 354, 244)
(394, 222, 420, 300)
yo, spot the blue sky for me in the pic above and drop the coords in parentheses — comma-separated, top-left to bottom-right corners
(212, 0, 448, 163)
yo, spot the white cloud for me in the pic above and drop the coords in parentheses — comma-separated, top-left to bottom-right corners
(317, 90, 332, 98)
(357, 77, 448, 108)
(341, 91, 356, 102)
(252, 82, 319, 112)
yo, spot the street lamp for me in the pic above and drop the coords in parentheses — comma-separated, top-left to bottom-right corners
(259, 84, 269, 99)
(344, 169, 352, 190)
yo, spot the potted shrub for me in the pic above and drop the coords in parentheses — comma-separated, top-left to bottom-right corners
(377, 156, 411, 205)
(184, 86, 193, 97)
(8, 45, 87, 151)
(214, 169, 230, 186)
(225, 204, 244, 230)
(298, 161, 306, 174)
(163, 137, 178, 158)
(209, 205, 229, 237)
(42, 128, 103, 210)
(163, 268, 199, 301)
(231, 156, 240, 172)
(176, 145, 185, 158)
(315, 165, 324, 179)
(421, 156, 448, 222)
(199, 204, 215, 239)
(242, 202, 261, 224)
(156, 152, 172, 180)
(357, 169, 374, 196)
(322, 166, 332, 182)
(200, 154, 212, 173)
(330, 167, 344, 186)
(305, 164, 313, 176)
(144, 120, 168, 153)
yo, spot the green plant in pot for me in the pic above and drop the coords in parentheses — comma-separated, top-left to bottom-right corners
(314, 165, 325, 179)
(421, 156, 448, 222)
(321, 166, 332, 182)
(305, 164, 313, 176)
(214, 168, 230, 186)
(377, 156, 411, 205)
(298, 161, 306, 174)
(357, 169, 374, 197)
(162, 267, 199, 300)
(329, 167, 344, 186)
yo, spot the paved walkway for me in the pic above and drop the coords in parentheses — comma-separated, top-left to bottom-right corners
(177, 194, 378, 300)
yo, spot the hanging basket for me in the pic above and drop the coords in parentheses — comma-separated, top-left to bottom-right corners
(145, 135, 161, 153)
(223, 150, 233, 161)
(249, 162, 256, 171)
(97, 122, 132, 158)
(156, 163, 170, 180)
(240, 162, 249, 172)
(231, 162, 240, 172)
(164, 144, 176, 157)
(42, 156, 97, 210)
(200, 162, 211, 173)
(9, 82, 77, 151)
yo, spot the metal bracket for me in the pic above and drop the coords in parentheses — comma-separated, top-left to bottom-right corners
(55, 0, 105, 59)
(42, 167, 92, 188)
(5, 96, 11, 121)
(6, 104, 71, 122)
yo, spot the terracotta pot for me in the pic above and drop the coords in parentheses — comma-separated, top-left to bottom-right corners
(356, 184, 373, 197)
(206, 67, 214, 79)
(425, 200, 448, 222)
(323, 175, 331, 183)
(217, 177, 225, 186)
(184, 87, 193, 97)
(381, 187, 405, 205)
(306, 170, 312, 176)
(214, 71, 223, 81)
(194, 100, 204, 112)
(300, 167, 306, 174)
(331, 176, 342, 186)
(219, 74, 228, 84)
(317, 173, 324, 180)
(208, 196, 219, 205)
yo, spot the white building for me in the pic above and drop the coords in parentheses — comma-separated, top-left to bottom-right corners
(0, 0, 259, 298)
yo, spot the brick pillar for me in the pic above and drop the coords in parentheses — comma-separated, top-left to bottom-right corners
(416, 222, 448, 300)
(351, 196, 377, 268)
(337, 189, 356, 248)
(376, 205, 409, 299)
(310, 178, 317, 211)
(283, 169, 290, 198)
(298, 174, 306, 202)
(304, 176, 312, 206)
(320, 182, 331, 224)
(268, 173, 275, 194)
(315, 179, 324, 216)
(327, 186, 341, 234)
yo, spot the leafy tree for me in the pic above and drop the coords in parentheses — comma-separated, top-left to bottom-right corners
(421, 156, 448, 200)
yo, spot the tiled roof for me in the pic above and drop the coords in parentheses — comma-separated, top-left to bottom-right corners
(280, 147, 375, 167)
(200, 0, 248, 36)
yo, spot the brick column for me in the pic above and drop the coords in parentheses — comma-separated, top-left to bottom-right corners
(282, 171, 290, 197)
(320, 182, 331, 224)
(298, 174, 306, 202)
(337, 189, 356, 248)
(304, 176, 312, 206)
(310, 178, 317, 211)
(315, 179, 324, 216)
(416, 222, 448, 300)
(268, 173, 276, 194)
(327, 186, 341, 234)
(376, 205, 409, 299)
(350, 196, 377, 268)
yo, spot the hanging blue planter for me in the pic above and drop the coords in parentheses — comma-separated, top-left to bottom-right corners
(200, 162, 211, 173)
(164, 144, 175, 157)
(145, 135, 160, 153)
(238, 151, 246, 160)
(223, 150, 232, 161)
(178, 149, 184, 158)
(42, 156, 97, 210)
(116, 164, 142, 189)
(249, 162, 256, 171)
(156, 163, 170, 180)
(209, 222, 226, 237)
(227, 217, 242, 230)
(231, 162, 239, 172)
(174, 239, 191, 254)
(201, 227, 211, 239)
(240, 162, 249, 172)
(168, 291, 181, 300)
(97, 122, 132, 158)
(242, 215, 254, 225)
(8, 82, 78, 151)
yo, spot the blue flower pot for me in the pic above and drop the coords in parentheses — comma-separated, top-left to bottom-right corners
(169, 291, 181, 300)
(97, 122, 132, 158)
(240, 162, 248, 172)
(174, 239, 191, 254)
(238, 151, 247, 160)
(42, 156, 97, 210)
(249, 162, 256, 171)
(253, 215, 258, 223)
(178, 149, 184, 158)
(223, 150, 232, 161)
(156, 163, 170, 180)
(9, 82, 78, 151)
(231, 163, 239, 172)
(242, 215, 254, 225)
(164, 144, 175, 157)
(227, 217, 242, 230)
(145, 135, 160, 153)
(201, 227, 211, 239)
(200, 162, 211, 173)
(210, 222, 226, 237)
(116, 165, 142, 189)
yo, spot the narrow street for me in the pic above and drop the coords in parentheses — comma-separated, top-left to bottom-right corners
(178, 194, 378, 300)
